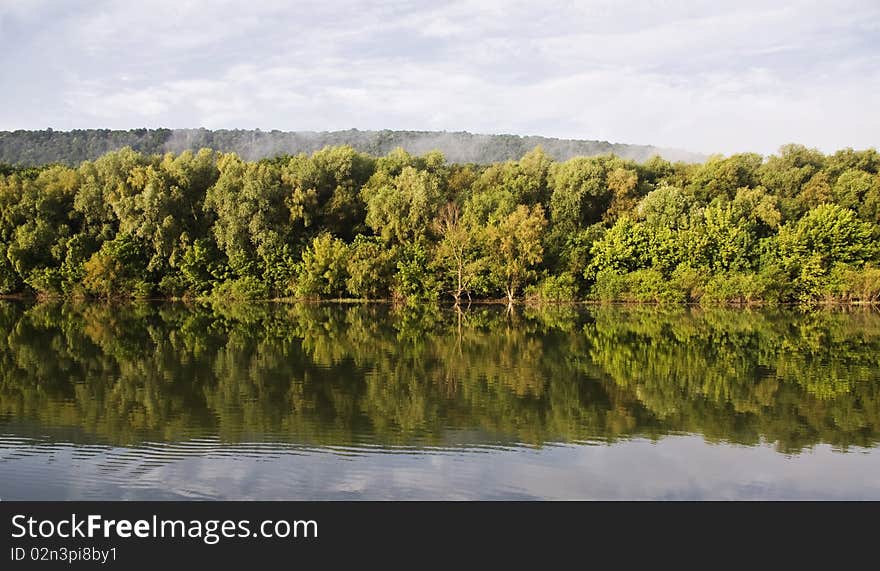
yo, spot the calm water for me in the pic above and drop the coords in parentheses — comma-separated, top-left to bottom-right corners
(1, 301, 879, 500)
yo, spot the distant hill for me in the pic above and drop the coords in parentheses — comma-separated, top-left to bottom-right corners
(0, 128, 707, 166)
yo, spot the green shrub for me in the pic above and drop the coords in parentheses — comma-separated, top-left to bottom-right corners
(393, 242, 438, 305)
(626, 269, 687, 304)
(81, 234, 153, 298)
(345, 235, 395, 299)
(0, 243, 21, 295)
(670, 265, 707, 302)
(293, 233, 349, 299)
(591, 270, 628, 302)
(179, 238, 228, 296)
(823, 263, 880, 303)
(211, 276, 270, 300)
(23, 267, 64, 296)
(591, 269, 686, 303)
(701, 272, 767, 305)
(158, 273, 188, 297)
(525, 273, 579, 303)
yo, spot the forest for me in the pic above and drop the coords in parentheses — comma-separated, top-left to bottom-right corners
(0, 128, 702, 166)
(0, 143, 878, 305)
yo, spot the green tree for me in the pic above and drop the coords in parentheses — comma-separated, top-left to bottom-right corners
(294, 232, 350, 298)
(586, 217, 652, 279)
(687, 153, 762, 202)
(362, 165, 444, 244)
(637, 185, 695, 230)
(759, 144, 826, 220)
(283, 145, 374, 240)
(3, 166, 82, 294)
(833, 169, 880, 223)
(204, 153, 295, 294)
(432, 202, 484, 304)
(345, 235, 396, 299)
(471, 147, 553, 208)
(549, 156, 614, 232)
(776, 203, 879, 301)
(393, 241, 439, 305)
(81, 234, 152, 297)
(482, 204, 547, 306)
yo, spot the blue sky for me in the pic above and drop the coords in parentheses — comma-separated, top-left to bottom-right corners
(1, 0, 878, 155)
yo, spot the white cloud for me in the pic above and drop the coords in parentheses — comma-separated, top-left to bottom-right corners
(1, 0, 878, 155)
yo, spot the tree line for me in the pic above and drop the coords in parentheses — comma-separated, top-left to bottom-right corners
(0, 128, 701, 166)
(1, 144, 878, 305)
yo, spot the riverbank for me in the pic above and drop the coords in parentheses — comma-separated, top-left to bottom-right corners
(3, 292, 879, 309)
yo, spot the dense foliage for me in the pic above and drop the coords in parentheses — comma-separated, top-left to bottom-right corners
(1, 144, 878, 305)
(1, 301, 878, 453)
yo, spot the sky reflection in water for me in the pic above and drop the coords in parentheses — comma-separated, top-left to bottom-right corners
(1, 301, 879, 499)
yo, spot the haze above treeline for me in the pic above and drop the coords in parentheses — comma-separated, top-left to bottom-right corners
(0, 128, 706, 167)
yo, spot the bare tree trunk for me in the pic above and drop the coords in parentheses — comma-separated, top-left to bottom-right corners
(455, 260, 463, 307)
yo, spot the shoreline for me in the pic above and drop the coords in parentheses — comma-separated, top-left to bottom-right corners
(2, 293, 878, 309)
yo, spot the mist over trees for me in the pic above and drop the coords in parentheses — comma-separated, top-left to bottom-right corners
(0, 143, 878, 305)
(0, 128, 705, 166)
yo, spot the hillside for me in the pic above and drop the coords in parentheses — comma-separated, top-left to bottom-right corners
(0, 128, 706, 166)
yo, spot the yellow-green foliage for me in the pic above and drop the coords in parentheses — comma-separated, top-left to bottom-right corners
(0, 144, 877, 303)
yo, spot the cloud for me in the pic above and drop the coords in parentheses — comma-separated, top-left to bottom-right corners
(1, 0, 878, 155)
(6, 436, 880, 499)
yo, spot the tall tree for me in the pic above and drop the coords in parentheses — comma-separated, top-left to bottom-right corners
(432, 202, 483, 305)
(482, 204, 547, 307)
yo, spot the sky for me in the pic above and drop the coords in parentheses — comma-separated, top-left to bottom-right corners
(0, 0, 878, 156)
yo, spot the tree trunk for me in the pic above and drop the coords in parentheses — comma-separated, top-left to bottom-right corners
(456, 258, 464, 307)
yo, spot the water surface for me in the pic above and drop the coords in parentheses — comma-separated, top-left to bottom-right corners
(1, 301, 879, 499)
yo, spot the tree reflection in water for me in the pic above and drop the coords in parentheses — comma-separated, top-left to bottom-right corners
(1, 300, 878, 454)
